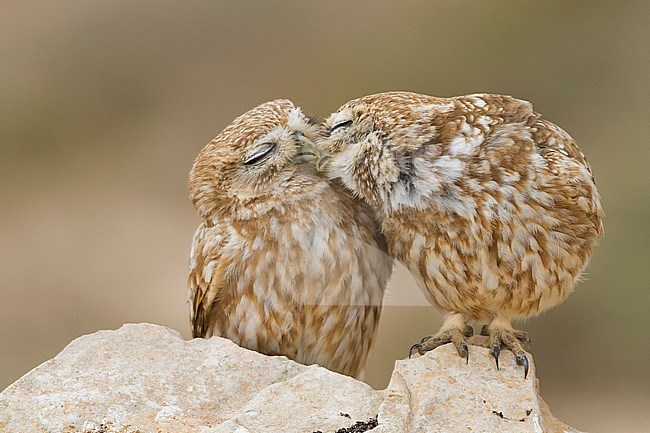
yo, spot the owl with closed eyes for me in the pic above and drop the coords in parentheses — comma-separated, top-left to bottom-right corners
(307, 92, 603, 377)
(187, 99, 393, 378)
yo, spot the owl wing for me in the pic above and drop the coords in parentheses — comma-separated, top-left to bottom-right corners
(531, 119, 604, 236)
(188, 222, 233, 338)
(469, 97, 603, 237)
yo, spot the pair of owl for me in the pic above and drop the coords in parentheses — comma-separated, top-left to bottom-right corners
(187, 92, 603, 379)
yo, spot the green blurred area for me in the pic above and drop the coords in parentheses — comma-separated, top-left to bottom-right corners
(1, 1, 648, 431)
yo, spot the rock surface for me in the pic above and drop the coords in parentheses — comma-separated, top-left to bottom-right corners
(375, 336, 580, 433)
(0, 323, 581, 433)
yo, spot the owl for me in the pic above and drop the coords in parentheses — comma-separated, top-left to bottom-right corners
(187, 99, 393, 378)
(305, 92, 603, 377)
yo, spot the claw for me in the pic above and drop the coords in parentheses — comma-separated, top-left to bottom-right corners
(409, 343, 423, 359)
(460, 342, 469, 365)
(491, 344, 501, 371)
(517, 354, 529, 379)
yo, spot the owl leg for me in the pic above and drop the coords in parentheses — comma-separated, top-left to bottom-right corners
(409, 312, 473, 363)
(481, 316, 531, 378)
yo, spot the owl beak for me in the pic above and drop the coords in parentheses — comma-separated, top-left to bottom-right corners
(293, 132, 331, 173)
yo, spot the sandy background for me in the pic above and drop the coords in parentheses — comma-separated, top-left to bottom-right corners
(1, 1, 649, 431)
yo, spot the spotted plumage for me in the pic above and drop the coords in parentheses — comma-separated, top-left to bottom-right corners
(187, 99, 392, 378)
(315, 91, 603, 376)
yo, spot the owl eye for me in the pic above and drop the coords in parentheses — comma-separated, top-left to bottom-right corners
(243, 142, 276, 165)
(331, 120, 353, 132)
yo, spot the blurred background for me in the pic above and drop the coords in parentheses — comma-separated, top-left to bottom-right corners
(1, 1, 648, 431)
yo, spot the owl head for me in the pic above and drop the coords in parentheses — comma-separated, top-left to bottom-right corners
(189, 99, 322, 222)
(314, 92, 451, 212)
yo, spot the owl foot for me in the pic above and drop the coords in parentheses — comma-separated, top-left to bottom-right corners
(481, 325, 531, 378)
(409, 324, 474, 363)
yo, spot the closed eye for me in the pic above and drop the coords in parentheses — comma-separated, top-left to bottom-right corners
(243, 142, 276, 165)
(331, 120, 353, 132)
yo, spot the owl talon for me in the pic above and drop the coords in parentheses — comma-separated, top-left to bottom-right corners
(517, 354, 530, 379)
(484, 324, 531, 378)
(491, 344, 501, 371)
(460, 342, 469, 365)
(409, 343, 424, 358)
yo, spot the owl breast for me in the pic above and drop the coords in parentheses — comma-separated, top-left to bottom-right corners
(209, 187, 391, 377)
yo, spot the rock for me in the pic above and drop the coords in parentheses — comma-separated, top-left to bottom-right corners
(375, 341, 579, 433)
(0, 323, 581, 433)
(0, 324, 380, 433)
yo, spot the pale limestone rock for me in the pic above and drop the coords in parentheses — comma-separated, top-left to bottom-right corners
(0, 323, 582, 433)
(0, 324, 380, 433)
(376, 342, 579, 433)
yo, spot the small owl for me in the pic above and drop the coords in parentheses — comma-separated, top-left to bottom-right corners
(306, 92, 603, 377)
(187, 99, 392, 378)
